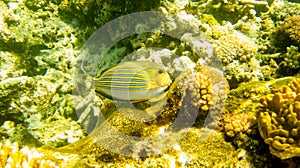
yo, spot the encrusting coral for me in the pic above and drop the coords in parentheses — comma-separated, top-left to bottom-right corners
(259, 79, 300, 159)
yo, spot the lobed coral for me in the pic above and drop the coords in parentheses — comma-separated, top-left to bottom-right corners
(259, 79, 300, 159)
(176, 67, 213, 112)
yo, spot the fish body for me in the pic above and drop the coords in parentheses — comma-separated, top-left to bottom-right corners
(94, 61, 171, 102)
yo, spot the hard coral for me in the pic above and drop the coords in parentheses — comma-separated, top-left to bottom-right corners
(259, 79, 300, 159)
(222, 113, 256, 138)
(214, 31, 262, 88)
(272, 15, 300, 51)
(169, 63, 228, 125)
(215, 32, 258, 65)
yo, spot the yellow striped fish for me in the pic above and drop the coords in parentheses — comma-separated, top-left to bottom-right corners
(94, 61, 172, 102)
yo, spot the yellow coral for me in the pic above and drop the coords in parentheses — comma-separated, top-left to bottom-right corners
(222, 113, 256, 137)
(171, 64, 229, 120)
(215, 32, 258, 64)
(259, 79, 300, 159)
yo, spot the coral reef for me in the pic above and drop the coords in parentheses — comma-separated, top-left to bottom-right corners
(259, 79, 300, 159)
(2, 0, 300, 166)
(63, 128, 252, 167)
(185, 0, 268, 24)
(256, 0, 300, 53)
(0, 70, 85, 147)
(0, 1, 78, 54)
(0, 0, 85, 147)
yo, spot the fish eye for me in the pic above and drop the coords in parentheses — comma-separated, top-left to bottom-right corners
(158, 69, 164, 74)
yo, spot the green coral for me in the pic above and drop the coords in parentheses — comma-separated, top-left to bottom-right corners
(259, 79, 300, 159)
(268, 1, 300, 22)
(0, 71, 85, 147)
(256, 1, 300, 53)
(0, 1, 77, 54)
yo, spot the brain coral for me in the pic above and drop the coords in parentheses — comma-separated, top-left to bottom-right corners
(259, 79, 300, 159)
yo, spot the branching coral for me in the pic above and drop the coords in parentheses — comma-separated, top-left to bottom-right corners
(259, 79, 300, 159)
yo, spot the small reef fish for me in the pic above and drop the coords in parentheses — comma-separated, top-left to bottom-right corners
(94, 61, 172, 102)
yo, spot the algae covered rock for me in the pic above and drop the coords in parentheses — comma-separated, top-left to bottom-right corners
(259, 79, 300, 159)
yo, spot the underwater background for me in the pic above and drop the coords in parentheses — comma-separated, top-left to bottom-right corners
(1, 0, 300, 167)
